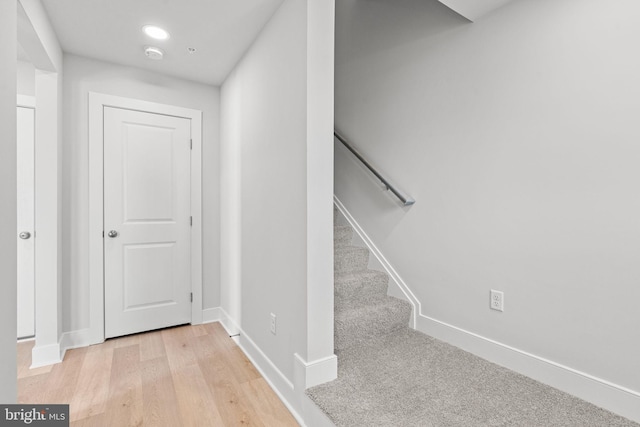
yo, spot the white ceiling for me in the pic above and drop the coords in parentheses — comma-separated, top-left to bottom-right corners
(41, 0, 284, 86)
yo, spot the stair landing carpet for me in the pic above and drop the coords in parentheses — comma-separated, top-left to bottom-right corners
(308, 328, 638, 426)
(306, 215, 639, 427)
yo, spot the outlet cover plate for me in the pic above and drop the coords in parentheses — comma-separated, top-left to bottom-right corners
(270, 313, 277, 334)
(490, 290, 504, 312)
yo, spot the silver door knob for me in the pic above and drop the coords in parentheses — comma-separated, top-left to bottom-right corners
(19, 231, 31, 240)
(108, 230, 118, 238)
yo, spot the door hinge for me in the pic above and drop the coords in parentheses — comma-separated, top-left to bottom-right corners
(190, 139, 193, 150)
(190, 292, 193, 303)
(190, 216, 193, 226)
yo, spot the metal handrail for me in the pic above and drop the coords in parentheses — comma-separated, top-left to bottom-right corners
(334, 130, 415, 206)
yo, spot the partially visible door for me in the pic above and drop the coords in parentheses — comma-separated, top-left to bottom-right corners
(103, 107, 192, 339)
(17, 105, 35, 339)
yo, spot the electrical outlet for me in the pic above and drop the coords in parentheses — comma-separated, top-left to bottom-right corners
(270, 313, 277, 335)
(490, 290, 504, 312)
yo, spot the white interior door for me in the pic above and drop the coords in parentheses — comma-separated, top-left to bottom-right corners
(17, 105, 35, 339)
(104, 107, 192, 339)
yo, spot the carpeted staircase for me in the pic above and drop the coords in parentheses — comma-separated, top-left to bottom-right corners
(333, 220, 412, 352)
(306, 207, 639, 427)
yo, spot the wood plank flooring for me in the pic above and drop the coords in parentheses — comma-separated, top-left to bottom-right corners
(17, 322, 300, 427)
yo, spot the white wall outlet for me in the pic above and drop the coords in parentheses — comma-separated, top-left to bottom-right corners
(490, 290, 504, 312)
(270, 313, 277, 335)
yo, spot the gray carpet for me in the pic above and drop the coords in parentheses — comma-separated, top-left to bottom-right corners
(308, 328, 638, 427)
(306, 214, 639, 427)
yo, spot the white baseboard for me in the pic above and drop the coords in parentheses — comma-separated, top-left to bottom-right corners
(30, 342, 62, 368)
(32, 328, 93, 368)
(234, 325, 303, 425)
(60, 328, 93, 354)
(215, 307, 337, 427)
(37, 308, 228, 368)
(417, 314, 640, 423)
(202, 307, 222, 324)
(334, 196, 419, 328)
(294, 353, 338, 389)
(237, 329, 296, 392)
(212, 307, 241, 337)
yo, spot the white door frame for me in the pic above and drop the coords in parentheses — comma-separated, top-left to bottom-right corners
(17, 94, 36, 339)
(88, 92, 203, 344)
(17, 2, 65, 367)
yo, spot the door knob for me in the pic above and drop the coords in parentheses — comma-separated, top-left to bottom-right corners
(19, 231, 31, 240)
(108, 230, 118, 238)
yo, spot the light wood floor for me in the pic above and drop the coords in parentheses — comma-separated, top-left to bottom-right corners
(17, 322, 300, 427)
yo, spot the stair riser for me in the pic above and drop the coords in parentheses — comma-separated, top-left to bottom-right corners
(335, 275, 388, 302)
(335, 302, 412, 352)
(334, 226, 353, 248)
(335, 296, 386, 312)
(334, 248, 369, 274)
(335, 321, 409, 352)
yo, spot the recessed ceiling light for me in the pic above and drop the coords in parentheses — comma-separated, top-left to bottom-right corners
(144, 46, 164, 60)
(142, 25, 170, 40)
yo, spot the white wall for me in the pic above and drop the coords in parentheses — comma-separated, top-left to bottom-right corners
(17, 60, 35, 96)
(62, 54, 221, 333)
(220, 0, 335, 406)
(0, 0, 18, 404)
(335, 0, 640, 413)
(222, 0, 308, 382)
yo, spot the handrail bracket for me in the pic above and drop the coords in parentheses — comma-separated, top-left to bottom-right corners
(334, 130, 415, 207)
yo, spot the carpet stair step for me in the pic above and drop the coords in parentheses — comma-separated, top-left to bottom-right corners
(334, 225, 353, 248)
(335, 294, 389, 313)
(335, 270, 389, 303)
(334, 246, 370, 274)
(335, 297, 412, 352)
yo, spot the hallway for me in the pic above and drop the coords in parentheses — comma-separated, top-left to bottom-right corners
(18, 323, 299, 426)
